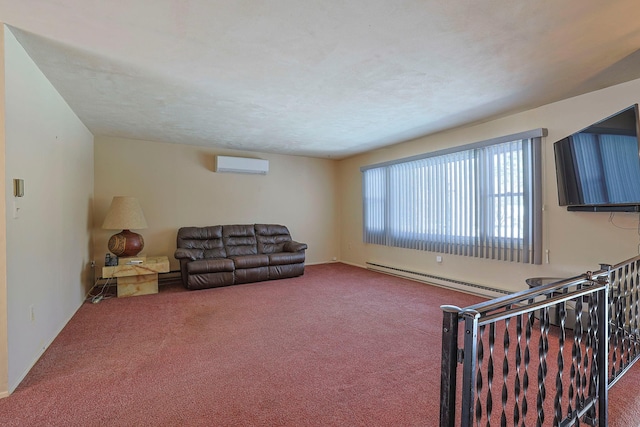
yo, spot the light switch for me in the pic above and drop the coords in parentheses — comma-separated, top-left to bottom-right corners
(13, 179, 24, 197)
(12, 201, 20, 219)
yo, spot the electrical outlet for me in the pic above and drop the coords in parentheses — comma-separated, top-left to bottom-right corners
(436, 256, 443, 263)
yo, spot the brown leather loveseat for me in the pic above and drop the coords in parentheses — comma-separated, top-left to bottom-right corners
(174, 224, 307, 290)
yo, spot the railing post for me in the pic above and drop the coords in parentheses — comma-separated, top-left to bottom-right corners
(440, 305, 461, 427)
(598, 282, 609, 427)
(460, 309, 480, 427)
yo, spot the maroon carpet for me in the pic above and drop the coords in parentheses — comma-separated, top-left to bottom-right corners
(0, 263, 637, 426)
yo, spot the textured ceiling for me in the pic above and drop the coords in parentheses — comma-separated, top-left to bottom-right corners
(2, 1, 640, 158)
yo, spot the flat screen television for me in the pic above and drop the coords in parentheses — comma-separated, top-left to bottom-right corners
(554, 104, 640, 212)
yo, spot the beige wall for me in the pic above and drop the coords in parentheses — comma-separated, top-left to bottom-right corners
(338, 77, 640, 293)
(93, 137, 340, 271)
(4, 26, 94, 392)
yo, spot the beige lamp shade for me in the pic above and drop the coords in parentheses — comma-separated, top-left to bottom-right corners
(102, 196, 148, 257)
(102, 196, 148, 230)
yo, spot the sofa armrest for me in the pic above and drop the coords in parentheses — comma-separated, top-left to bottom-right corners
(174, 248, 203, 261)
(284, 241, 307, 252)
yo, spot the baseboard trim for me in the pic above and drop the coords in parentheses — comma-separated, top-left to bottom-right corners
(305, 260, 342, 266)
(366, 261, 509, 299)
(338, 260, 366, 269)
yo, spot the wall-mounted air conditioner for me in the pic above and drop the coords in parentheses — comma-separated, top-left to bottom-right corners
(214, 156, 269, 175)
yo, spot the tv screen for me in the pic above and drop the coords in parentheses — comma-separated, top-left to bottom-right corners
(554, 104, 640, 212)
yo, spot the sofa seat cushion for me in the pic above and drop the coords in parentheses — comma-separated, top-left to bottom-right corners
(269, 263, 304, 280)
(268, 251, 306, 266)
(235, 267, 269, 284)
(230, 254, 269, 269)
(188, 272, 234, 289)
(187, 258, 235, 275)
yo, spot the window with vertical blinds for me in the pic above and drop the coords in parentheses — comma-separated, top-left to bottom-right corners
(361, 129, 545, 264)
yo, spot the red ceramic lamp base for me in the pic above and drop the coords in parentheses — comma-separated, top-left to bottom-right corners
(108, 229, 145, 257)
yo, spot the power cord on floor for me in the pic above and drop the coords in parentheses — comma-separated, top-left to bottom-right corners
(85, 277, 114, 304)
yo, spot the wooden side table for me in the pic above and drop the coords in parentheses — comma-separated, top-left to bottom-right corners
(102, 256, 170, 297)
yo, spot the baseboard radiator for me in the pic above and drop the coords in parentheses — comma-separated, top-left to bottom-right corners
(365, 262, 510, 298)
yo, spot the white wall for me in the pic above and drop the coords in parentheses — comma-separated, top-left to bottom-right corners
(0, 25, 8, 397)
(93, 137, 339, 271)
(338, 77, 640, 293)
(4, 26, 94, 392)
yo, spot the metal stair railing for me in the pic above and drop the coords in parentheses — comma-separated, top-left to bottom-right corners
(604, 255, 640, 388)
(440, 254, 640, 427)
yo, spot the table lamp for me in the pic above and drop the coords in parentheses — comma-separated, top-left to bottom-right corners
(102, 196, 148, 257)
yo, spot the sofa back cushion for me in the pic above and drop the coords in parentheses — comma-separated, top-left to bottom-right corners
(255, 224, 292, 254)
(223, 225, 258, 256)
(177, 226, 226, 259)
